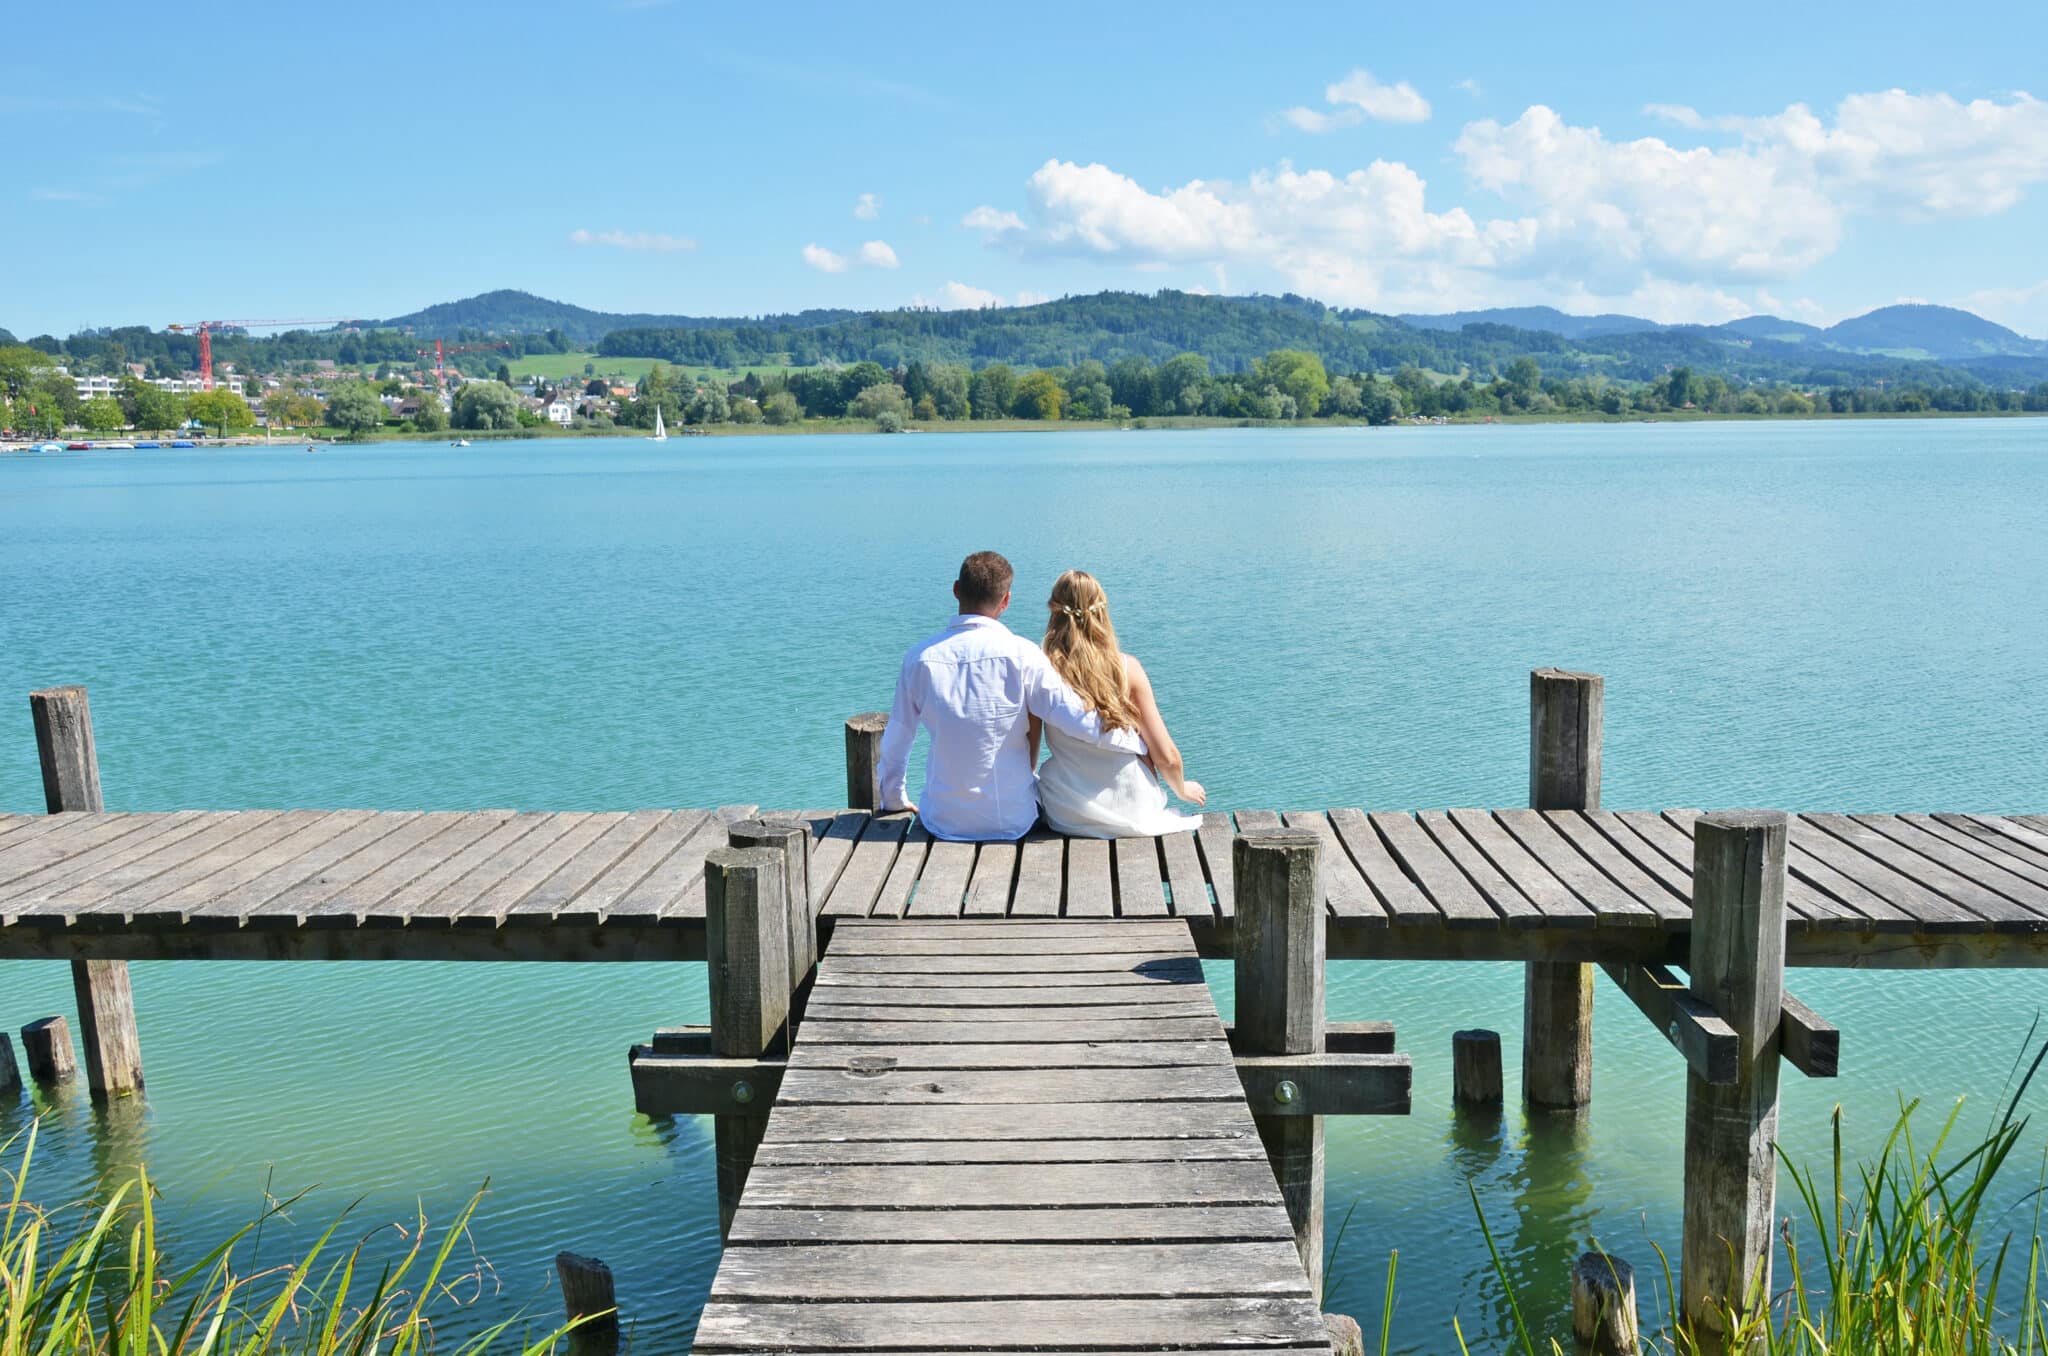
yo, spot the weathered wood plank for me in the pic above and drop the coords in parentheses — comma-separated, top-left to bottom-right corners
(817, 813, 910, 919)
(803, 982, 1210, 1008)
(813, 959, 1202, 988)
(0, 813, 210, 917)
(553, 809, 715, 924)
(1496, 809, 1659, 928)
(827, 918, 1192, 941)
(1287, 810, 1387, 922)
(240, 812, 477, 926)
(908, 838, 975, 917)
(1114, 836, 1169, 916)
(1831, 814, 2048, 923)
(1908, 815, 2048, 889)
(796, 1016, 1225, 1044)
(366, 812, 555, 924)
(1197, 812, 1237, 917)
(710, 1241, 1314, 1300)
(1065, 836, 1114, 916)
(402, 813, 589, 922)
(1447, 808, 1594, 925)
(760, 1099, 1260, 1143)
(1008, 830, 1064, 916)
(1661, 809, 1905, 930)
(786, 1040, 1227, 1070)
(752, 1136, 1268, 1166)
(774, 1063, 1245, 1105)
(57, 811, 310, 924)
(692, 1297, 1326, 1352)
(1, 812, 233, 902)
(866, 822, 930, 918)
(489, 811, 664, 922)
(803, 811, 870, 906)
(141, 810, 390, 923)
(817, 950, 1194, 976)
(827, 930, 1185, 956)
(1548, 811, 1691, 925)
(963, 839, 1017, 917)
(736, 1158, 1284, 1209)
(723, 1207, 1292, 1247)
(1414, 809, 1545, 927)
(1369, 810, 1504, 927)
(1791, 815, 2010, 931)
(1161, 828, 1212, 921)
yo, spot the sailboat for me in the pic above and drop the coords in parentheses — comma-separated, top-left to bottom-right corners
(649, 406, 667, 441)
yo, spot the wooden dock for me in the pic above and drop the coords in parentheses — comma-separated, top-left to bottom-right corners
(686, 918, 1333, 1354)
(3, 804, 2047, 967)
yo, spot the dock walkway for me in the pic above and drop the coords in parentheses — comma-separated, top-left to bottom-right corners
(4, 807, 2048, 967)
(690, 917, 1333, 1354)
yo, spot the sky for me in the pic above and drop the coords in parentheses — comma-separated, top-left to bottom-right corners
(6, 0, 2048, 339)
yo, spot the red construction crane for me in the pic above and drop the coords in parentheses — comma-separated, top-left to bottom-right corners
(167, 318, 358, 390)
(416, 339, 512, 392)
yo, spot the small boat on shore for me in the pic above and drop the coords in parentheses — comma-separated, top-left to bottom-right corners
(170, 439, 195, 448)
(100, 441, 136, 450)
(136, 441, 162, 449)
(65, 441, 90, 450)
(451, 438, 471, 447)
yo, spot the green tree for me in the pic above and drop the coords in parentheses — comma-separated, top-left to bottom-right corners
(324, 383, 386, 439)
(1154, 353, 1209, 414)
(187, 388, 254, 436)
(685, 385, 729, 423)
(851, 382, 908, 422)
(730, 396, 763, 424)
(969, 364, 1017, 420)
(1326, 375, 1363, 417)
(1260, 350, 1329, 418)
(762, 391, 801, 425)
(410, 393, 449, 432)
(1012, 370, 1063, 420)
(1108, 357, 1157, 416)
(133, 385, 186, 434)
(452, 381, 524, 430)
(81, 396, 126, 432)
(1664, 366, 1694, 408)
(1505, 356, 1542, 392)
(495, 363, 513, 385)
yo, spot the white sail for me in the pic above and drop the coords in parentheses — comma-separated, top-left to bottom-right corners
(650, 406, 668, 441)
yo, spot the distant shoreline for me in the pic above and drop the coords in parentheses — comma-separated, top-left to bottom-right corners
(6, 405, 2041, 453)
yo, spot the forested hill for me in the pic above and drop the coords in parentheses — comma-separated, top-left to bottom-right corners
(375, 290, 862, 348)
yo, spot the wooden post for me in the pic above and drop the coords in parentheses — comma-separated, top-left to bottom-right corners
(1234, 826, 1325, 1293)
(555, 1250, 619, 1351)
(728, 818, 813, 1029)
(21, 1016, 77, 1083)
(1572, 1252, 1641, 1356)
(0, 1032, 22, 1095)
(1452, 1029, 1504, 1107)
(844, 712, 888, 811)
(1681, 810, 1788, 1353)
(705, 844, 791, 1241)
(31, 686, 144, 1100)
(1525, 669, 1602, 1110)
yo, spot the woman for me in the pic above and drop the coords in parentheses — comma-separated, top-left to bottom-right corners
(1031, 569, 1206, 838)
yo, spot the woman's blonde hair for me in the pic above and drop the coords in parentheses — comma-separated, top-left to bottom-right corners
(1042, 570, 1136, 732)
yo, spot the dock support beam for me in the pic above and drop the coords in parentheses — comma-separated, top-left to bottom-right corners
(1681, 811, 1787, 1352)
(705, 845, 792, 1241)
(1525, 669, 1601, 1109)
(844, 712, 888, 812)
(728, 818, 814, 1030)
(31, 686, 143, 1101)
(1235, 827, 1326, 1294)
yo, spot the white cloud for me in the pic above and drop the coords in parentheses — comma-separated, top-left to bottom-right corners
(908, 282, 1054, 310)
(1643, 102, 1706, 128)
(1456, 78, 1483, 98)
(858, 239, 899, 268)
(802, 243, 849, 273)
(1014, 289, 1052, 306)
(1326, 69, 1431, 123)
(854, 192, 881, 220)
(1282, 106, 1363, 134)
(569, 228, 697, 252)
(1957, 278, 2048, 338)
(962, 205, 1026, 235)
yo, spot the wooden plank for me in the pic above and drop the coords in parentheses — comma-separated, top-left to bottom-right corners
(1064, 837, 1113, 916)
(455, 813, 621, 924)
(1780, 992, 1838, 1078)
(1114, 836, 1169, 917)
(1662, 809, 1908, 931)
(1909, 815, 2048, 888)
(194, 811, 434, 924)
(709, 1240, 1313, 1300)
(1804, 812, 2047, 930)
(867, 822, 931, 918)
(692, 1296, 1326, 1351)
(1790, 815, 2007, 931)
(0, 812, 185, 892)
(826, 932, 1188, 956)
(285, 811, 512, 923)
(725, 1205, 1292, 1245)
(786, 1041, 1224, 1070)
(366, 812, 555, 924)
(1447, 808, 1594, 925)
(814, 960, 1202, 989)
(774, 1063, 1245, 1105)
(1547, 811, 1691, 925)
(753, 1137, 1269, 1166)
(1368, 810, 1504, 927)
(1286, 810, 1388, 922)
(629, 803, 758, 921)
(559, 809, 716, 924)
(22, 812, 278, 922)
(907, 838, 974, 917)
(1980, 815, 2048, 855)
(818, 950, 1193, 976)
(798, 999, 1217, 1024)
(73, 811, 329, 925)
(762, 1097, 1259, 1143)
(1008, 830, 1064, 916)
(0, 813, 210, 914)
(963, 839, 1017, 917)
(1160, 828, 1211, 921)
(1599, 961, 1738, 1084)
(795, 1016, 1224, 1044)
(402, 813, 590, 922)
(736, 1158, 1283, 1209)
(240, 812, 475, 925)
(497, 811, 666, 921)
(1414, 810, 1545, 927)
(805, 810, 871, 907)
(1496, 809, 1660, 927)
(1940, 815, 2048, 875)
(819, 814, 911, 919)
(1850, 815, 2048, 918)
(827, 919, 1192, 942)
(802, 982, 1210, 1008)
(1197, 813, 1237, 917)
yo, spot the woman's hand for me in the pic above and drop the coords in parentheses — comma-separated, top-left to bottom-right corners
(1176, 779, 1207, 808)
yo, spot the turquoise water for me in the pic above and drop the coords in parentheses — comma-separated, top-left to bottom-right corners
(1, 420, 2044, 1349)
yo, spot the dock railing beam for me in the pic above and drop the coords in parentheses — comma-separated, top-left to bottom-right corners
(1525, 668, 1602, 1109)
(705, 844, 792, 1241)
(844, 713, 888, 812)
(30, 686, 144, 1100)
(1681, 810, 1788, 1352)
(1235, 826, 1326, 1293)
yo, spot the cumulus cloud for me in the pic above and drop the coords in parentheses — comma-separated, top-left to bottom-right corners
(854, 192, 880, 219)
(569, 228, 696, 252)
(858, 239, 900, 268)
(802, 243, 849, 273)
(805, 239, 898, 272)
(962, 205, 1026, 235)
(1957, 278, 2048, 338)
(1282, 106, 1363, 134)
(1279, 68, 1431, 133)
(910, 282, 1054, 310)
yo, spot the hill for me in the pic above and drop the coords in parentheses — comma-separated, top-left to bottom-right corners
(374, 290, 861, 348)
(1819, 304, 2043, 359)
(1399, 306, 1659, 340)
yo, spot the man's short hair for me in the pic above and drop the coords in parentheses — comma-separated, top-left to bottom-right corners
(956, 550, 1014, 610)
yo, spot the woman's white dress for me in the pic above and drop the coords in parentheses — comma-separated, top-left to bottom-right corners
(1037, 724, 1204, 838)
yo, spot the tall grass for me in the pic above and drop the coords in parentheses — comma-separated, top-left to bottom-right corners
(1, 1123, 583, 1354)
(1447, 1048, 2048, 1356)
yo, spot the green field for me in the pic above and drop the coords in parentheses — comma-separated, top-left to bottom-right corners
(504, 352, 789, 386)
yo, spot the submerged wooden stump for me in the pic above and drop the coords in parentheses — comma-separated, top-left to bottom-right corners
(1452, 1028, 1503, 1107)
(21, 1016, 76, 1083)
(1572, 1252, 1640, 1355)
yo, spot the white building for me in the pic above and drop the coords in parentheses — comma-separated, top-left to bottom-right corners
(546, 398, 574, 426)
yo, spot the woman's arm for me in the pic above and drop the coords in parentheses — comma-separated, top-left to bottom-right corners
(1027, 713, 1043, 769)
(1123, 655, 1205, 806)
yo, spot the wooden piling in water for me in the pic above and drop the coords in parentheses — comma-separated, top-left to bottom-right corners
(844, 712, 888, 811)
(1681, 810, 1788, 1353)
(705, 844, 792, 1241)
(31, 686, 144, 1100)
(1525, 669, 1601, 1110)
(0, 1032, 20, 1095)
(1234, 826, 1326, 1294)
(555, 1250, 619, 1349)
(1452, 1028, 1504, 1107)
(21, 1016, 76, 1083)
(727, 817, 813, 1029)
(1572, 1252, 1641, 1355)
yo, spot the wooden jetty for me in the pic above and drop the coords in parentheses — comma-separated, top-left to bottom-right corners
(3, 674, 2044, 1351)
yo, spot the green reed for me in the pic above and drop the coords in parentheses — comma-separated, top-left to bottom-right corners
(1, 1122, 585, 1355)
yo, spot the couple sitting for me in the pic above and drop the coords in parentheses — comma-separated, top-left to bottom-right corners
(876, 550, 1206, 841)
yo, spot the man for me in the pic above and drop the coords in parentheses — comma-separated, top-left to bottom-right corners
(878, 550, 1147, 841)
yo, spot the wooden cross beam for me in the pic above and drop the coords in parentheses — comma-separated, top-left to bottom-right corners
(1601, 961, 1839, 1082)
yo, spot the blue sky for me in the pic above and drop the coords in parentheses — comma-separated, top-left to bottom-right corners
(7, 0, 2048, 338)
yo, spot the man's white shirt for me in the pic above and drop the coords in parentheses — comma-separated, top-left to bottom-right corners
(878, 613, 1147, 842)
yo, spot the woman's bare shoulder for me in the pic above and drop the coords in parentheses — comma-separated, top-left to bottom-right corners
(1120, 651, 1151, 691)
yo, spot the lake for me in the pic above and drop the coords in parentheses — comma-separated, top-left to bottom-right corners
(2, 418, 2044, 1350)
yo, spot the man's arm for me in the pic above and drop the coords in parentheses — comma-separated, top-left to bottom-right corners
(1023, 648, 1148, 755)
(876, 658, 920, 811)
